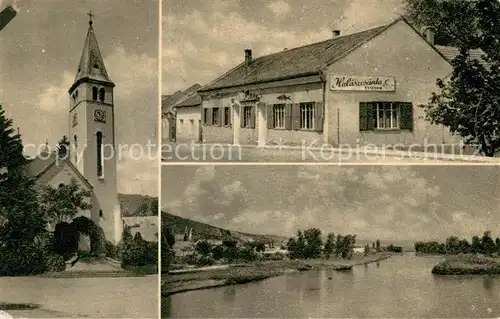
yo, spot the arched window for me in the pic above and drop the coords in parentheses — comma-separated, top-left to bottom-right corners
(99, 210, 103, 218)
(73, 135, 78, 162)
(58, 183, 64, 188)
(99, 88, 105, 102)
(96, 131, 103, 178)
(92, 87, 98, 101)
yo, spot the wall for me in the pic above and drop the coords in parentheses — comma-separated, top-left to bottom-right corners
(162, 115, 170, 140)
(325, 19, 457, 147)
(176, 106, 201, 143)
(202, 82, 324, 145)
(122, 216, 159, 243)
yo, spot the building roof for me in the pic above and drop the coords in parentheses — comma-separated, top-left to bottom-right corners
(434, 45, 489, 68)
(199, 16, 492, 92)
(27, 149, 93, 190)
(199, 23, 392, 92)
(70, 21, 113, 93)
(162, 83, 202, 113)
(173, 92, 202, 108)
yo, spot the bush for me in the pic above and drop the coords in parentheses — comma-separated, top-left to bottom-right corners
(0, 244, 48, 276)
(52, 222, 79, 259)
(45, 253, 66, 272)
(72, 216, 106, 256)
(196, 255, 215, 267)
(105, 240, 119, 259)
(121, 232, 158, 267)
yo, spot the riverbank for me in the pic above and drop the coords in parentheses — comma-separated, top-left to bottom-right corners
(432, 255, 500, 275)
(163, 253, 391, 296)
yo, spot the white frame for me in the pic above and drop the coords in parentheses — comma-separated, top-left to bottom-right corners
(273, 104, 285, 129)
(376, 102, 399, 130)
(300, 102, 315, 130)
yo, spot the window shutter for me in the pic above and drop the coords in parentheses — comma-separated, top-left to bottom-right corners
(207, 108, 212, 126)
(367, 103, 376, 130)
(400, 102, 413, 131)
(315, 102, 323, 132)
(292, 103, 301, 130)
(285, 104, 292, 130)
(267, 104, 274, 129)
(227, 107, 232, 127)
(219, 107, 223, 127)
(359, 102, 375, 131)
(250, 105, 256, 129)
(240, 107, 245, 129)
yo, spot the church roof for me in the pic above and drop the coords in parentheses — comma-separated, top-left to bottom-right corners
(70, 19, 113, 93)
(27, 150, 93, 190)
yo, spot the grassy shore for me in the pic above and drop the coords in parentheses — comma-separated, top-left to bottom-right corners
(432, 254, 500, 275)
(162, 253, 391, 296)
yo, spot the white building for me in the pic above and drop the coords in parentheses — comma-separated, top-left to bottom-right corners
(27, 17, 122, 244)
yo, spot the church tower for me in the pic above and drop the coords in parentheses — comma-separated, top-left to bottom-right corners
(68, 13, 122, 243)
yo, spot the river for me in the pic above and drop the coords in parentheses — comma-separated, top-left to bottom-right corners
(164, 254, 500, 318)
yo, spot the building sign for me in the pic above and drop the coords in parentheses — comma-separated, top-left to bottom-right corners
(330, 75, 396, 92)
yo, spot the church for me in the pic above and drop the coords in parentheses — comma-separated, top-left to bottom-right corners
(27, 15, 123, 244)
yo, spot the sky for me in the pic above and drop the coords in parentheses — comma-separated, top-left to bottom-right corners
(163, 0, 405, 94)
(0, 0, 159, 196)
(162, 165, 500, 243)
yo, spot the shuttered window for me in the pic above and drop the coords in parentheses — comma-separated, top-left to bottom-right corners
(203, 108, 209, 125)
(359, 102, 413, 131)
(223, 107, 231, 126)
(212, 107, 220, 126)
(242, 106, 253, 128)
(299, 102, 315, 130)
(273, 104, 286, 129)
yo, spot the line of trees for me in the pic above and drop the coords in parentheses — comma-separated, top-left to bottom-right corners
(415, 231, 500, 256)
(287, 228, 358, 260)
(191, 239, 267, 266)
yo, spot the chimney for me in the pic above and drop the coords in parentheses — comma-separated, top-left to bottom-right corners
(245, 49, 252, 66)
(332, 30, 341, 37)
(422, 26, 435, 45)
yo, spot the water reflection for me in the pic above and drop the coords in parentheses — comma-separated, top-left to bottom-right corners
(167, 255, 500, 318)
(222, 286, 236, 302)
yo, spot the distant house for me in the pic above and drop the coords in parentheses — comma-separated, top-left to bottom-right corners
(263, 247, 289, 256)
(161, 84, 202, 143)
(172, 241, 195, 257)
(122, 216, 158, 242)
(197, 16, 489, 151)
(161, 92, 183, 142)
(173, 84, 203, 143)
(353, 246, 365, 254)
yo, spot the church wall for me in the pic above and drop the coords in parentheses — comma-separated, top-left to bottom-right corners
(80, 100, 121, 243)
(39, 162, 93, 220)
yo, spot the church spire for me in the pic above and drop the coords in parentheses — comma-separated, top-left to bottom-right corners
(69, 11, 114, 94)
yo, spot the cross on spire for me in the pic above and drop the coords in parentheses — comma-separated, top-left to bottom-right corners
(87, 10, 93, 26)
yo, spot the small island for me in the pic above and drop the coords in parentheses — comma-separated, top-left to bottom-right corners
(415, 231, 500, 275)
